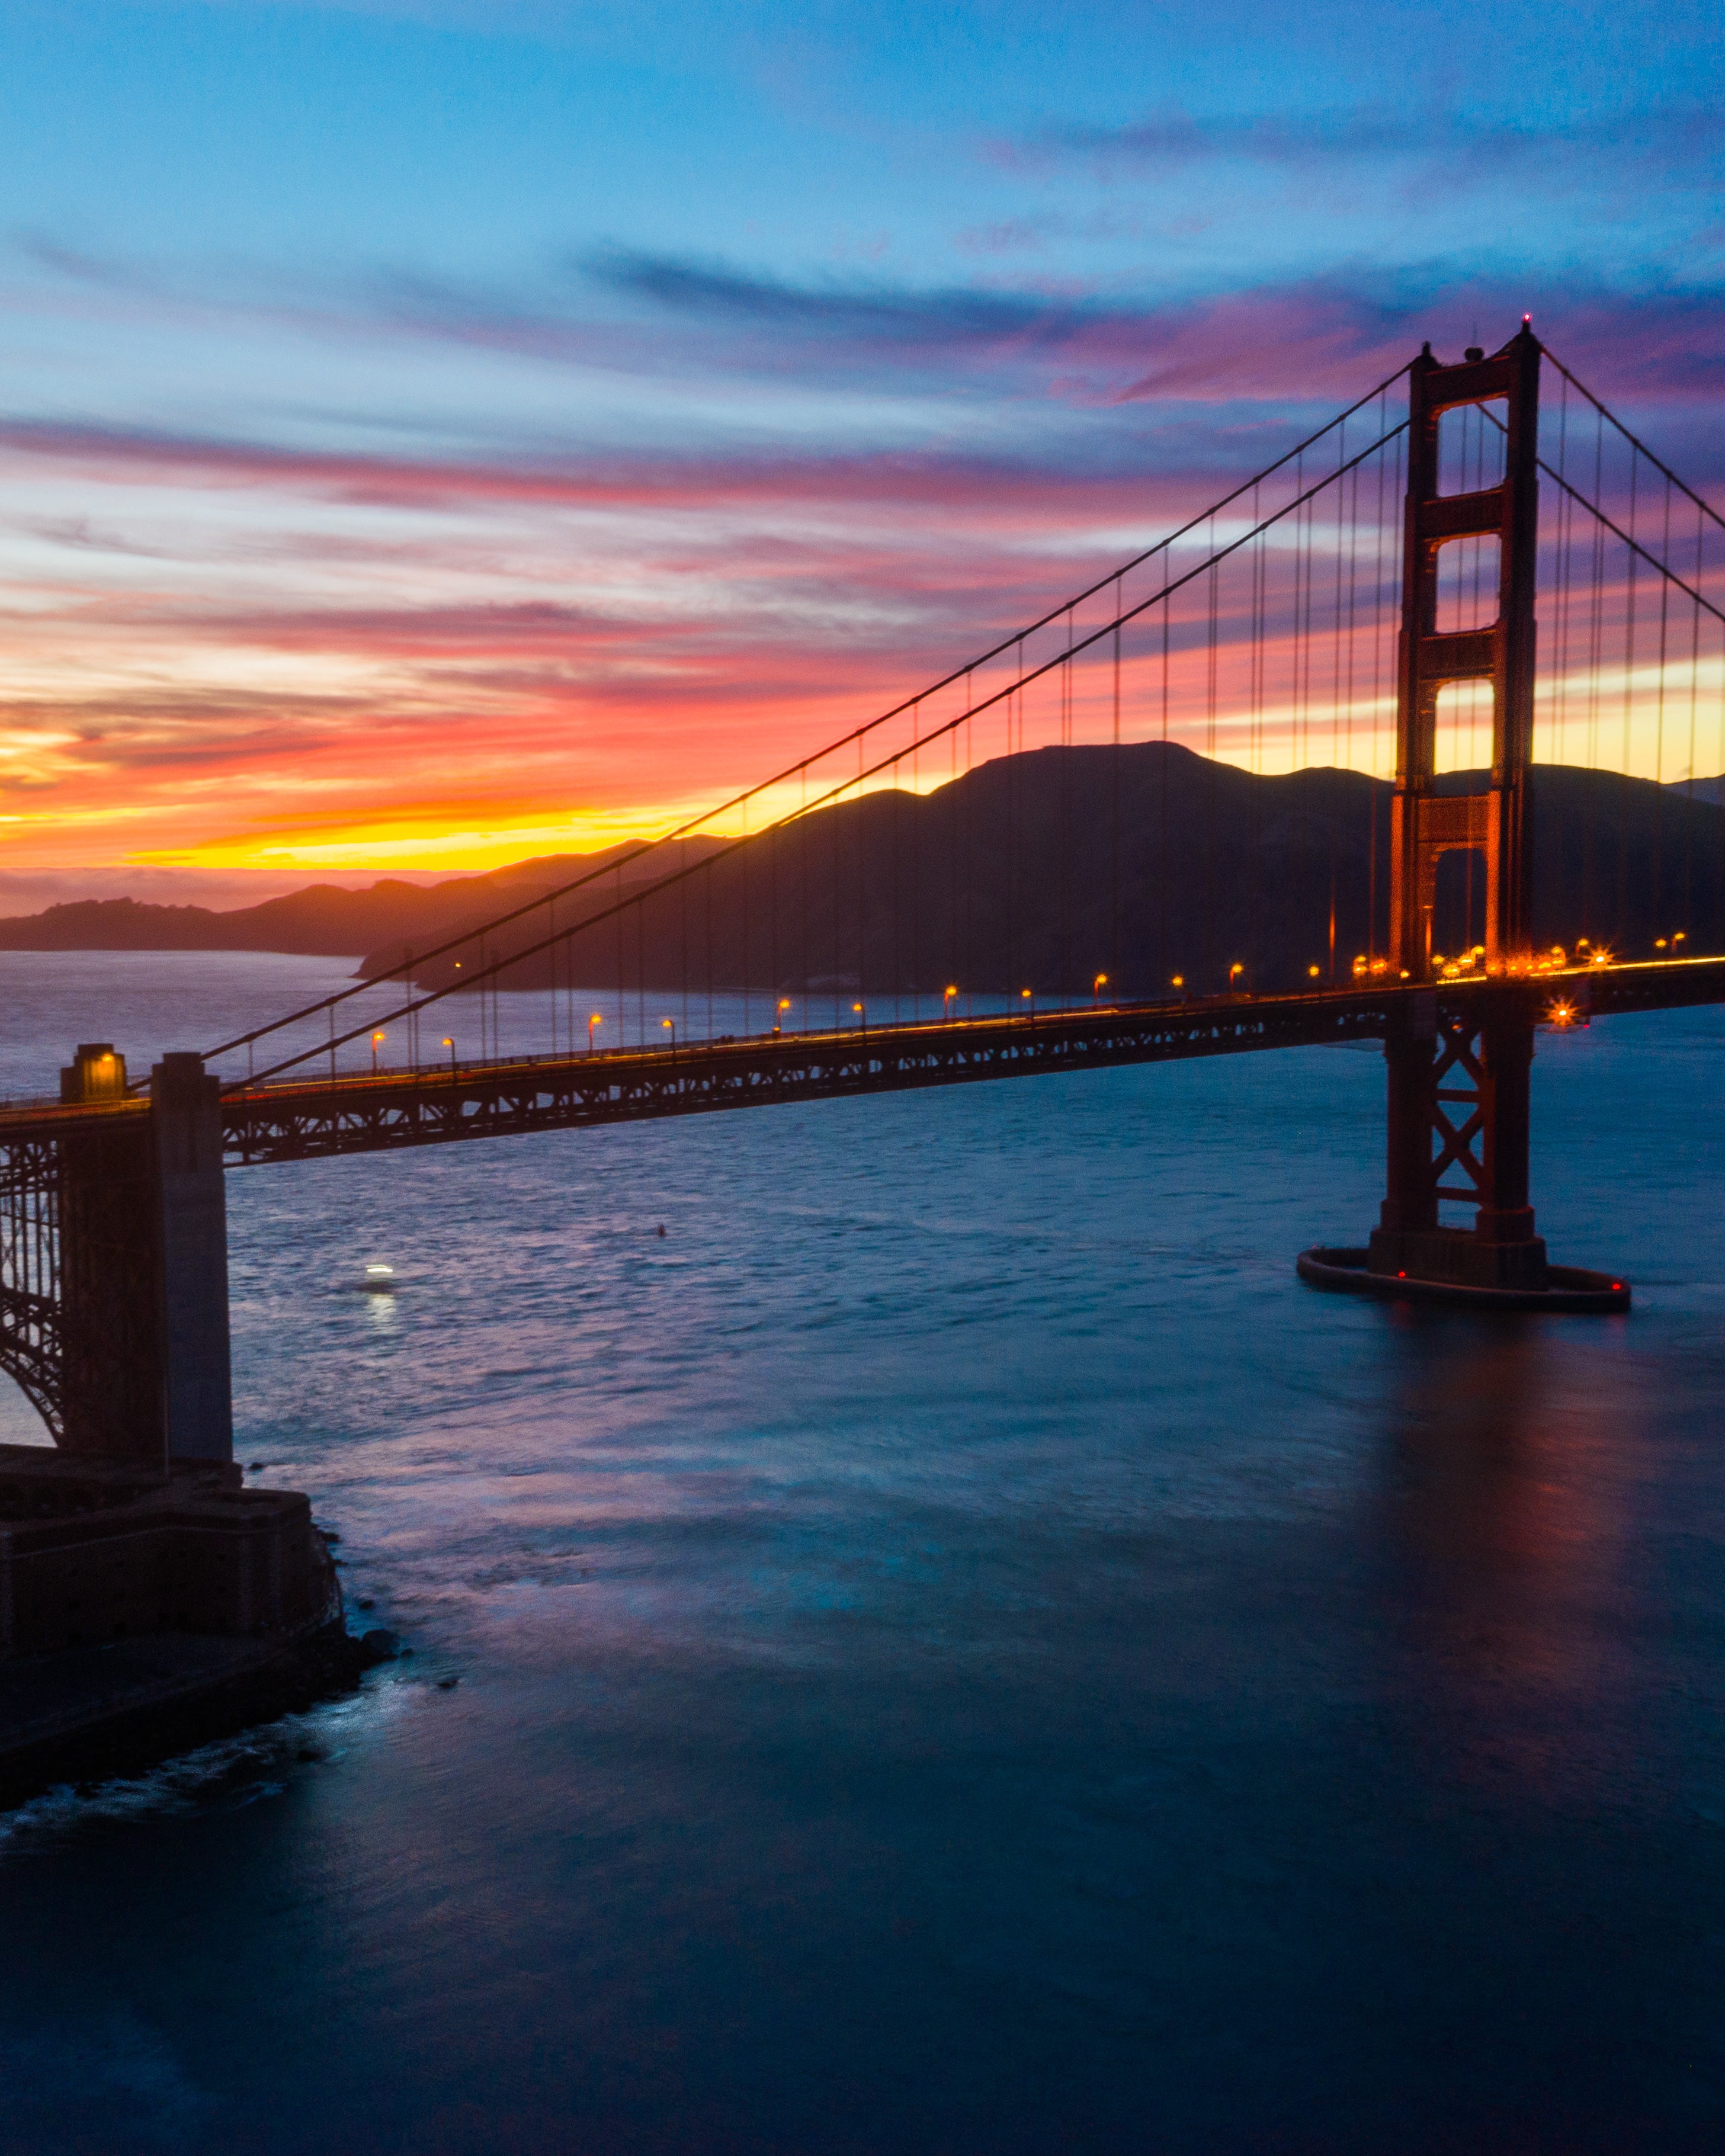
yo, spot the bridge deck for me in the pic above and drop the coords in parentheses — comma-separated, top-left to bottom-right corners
(0, 956, 1719, 1167)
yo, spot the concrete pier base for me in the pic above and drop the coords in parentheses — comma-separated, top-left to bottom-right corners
(0, 1446, 369, 1806)
(1366, 1223, 1550, 1293)
(1297, 1245, 1630, 1314)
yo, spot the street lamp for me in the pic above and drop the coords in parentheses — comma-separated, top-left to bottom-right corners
(662, 1016, 676, 1058)
(776, 997, 791, 1036)
(1093, 973, 1108, 1008)
(1021, 987, 1034, 1021)
(588, 1012, 603, 1054)
(371, 1030, 385, 1075)
(943, 984, 958, 1023)
(1307, 965, 1321, 983)
(443, 1035, 456, 1077)
(852, 1000, 866, 1038)
(1229, 962, 1246, 993)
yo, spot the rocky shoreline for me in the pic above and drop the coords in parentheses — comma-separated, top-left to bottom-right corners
(0, 1445, 395, 1811)
(0, 1615, 390, 1810)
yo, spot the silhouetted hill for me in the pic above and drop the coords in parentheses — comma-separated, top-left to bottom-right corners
(371, 744, 1725, 1002)
(7, 750, 1717, 996)
(0, 840, 723, 956)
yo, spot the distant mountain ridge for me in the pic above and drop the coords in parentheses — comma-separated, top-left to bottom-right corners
(4, 759, 1723, 1000)
(0, 840, 724, 957)
(362, 747, 1725, 1000)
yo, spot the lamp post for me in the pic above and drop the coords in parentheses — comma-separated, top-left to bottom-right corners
(1229, 962, 1246, 994)
(371, 1030, 385, 1075)
(852, 1000, 866, 1040)
(776, 997, 791, 1037)
(1093, 972, 1108, 1008)
(443, 1035, 456, 1078)
(662, 1016, 676, 1063)
(1021, 987, 1034, 1022)
(943, 984, 958, 1024)
(588, 1012, 603, 1054)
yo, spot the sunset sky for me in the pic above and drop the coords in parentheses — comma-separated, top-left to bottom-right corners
(2, 0, 1721, 907)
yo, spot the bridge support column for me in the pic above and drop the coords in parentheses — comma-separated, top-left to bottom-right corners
(151, 1054, 233, 1464)
(55, 1049, 233, 1462)
(1367, 993, 1548, 1293)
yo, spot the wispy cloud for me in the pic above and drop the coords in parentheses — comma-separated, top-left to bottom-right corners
(989, 100, 1725, 188)
(4, 248, 1721, 883)
(13, 224, 1724, 420)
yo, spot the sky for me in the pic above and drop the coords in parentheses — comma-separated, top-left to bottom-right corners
(1, 0, 1721, 908)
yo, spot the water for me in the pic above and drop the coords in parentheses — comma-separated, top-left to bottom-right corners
(2, 952, 1724, 2152)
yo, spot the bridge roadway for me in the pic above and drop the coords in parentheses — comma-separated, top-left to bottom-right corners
(0, 954, 1719, 1169)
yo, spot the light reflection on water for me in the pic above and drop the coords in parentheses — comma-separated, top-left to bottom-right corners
(1, 954, 1723, 2152)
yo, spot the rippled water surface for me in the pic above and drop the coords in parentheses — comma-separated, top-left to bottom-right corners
(2, 954, 1724, 2154)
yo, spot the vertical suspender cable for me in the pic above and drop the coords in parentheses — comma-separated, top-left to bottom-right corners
(1654, 474, 1673, 933)
(1111, 595, 1121, 994)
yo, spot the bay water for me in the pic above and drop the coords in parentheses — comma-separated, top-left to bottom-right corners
(1, 953, 1724, 2152)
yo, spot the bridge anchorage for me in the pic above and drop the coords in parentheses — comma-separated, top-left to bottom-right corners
(1298, 325, 1626, 1311)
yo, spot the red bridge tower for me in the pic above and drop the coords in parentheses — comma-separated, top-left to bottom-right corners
(1306, 325, 1628, 1309)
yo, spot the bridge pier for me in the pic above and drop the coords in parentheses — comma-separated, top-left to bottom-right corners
(152, 1053, 234, 1464)
(57, 1047, 232, 1464)
(1365, 992, 1548, 1293)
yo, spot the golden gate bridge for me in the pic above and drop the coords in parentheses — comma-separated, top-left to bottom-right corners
(5, 323, 1724, 1462)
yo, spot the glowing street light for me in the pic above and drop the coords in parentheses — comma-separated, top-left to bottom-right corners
(661, 1016, 676, 1056)
(852, 1000, 867, 1038)
(1021, 987, 1035, 1022)
(1229, 962, 1246, 993)
(442, 1035, 457, 1077)
(1093, 972, 1108, 1007)
(943, 985, 958, 1022)
(776, 997, 792, 1037)
(371, 1029, 385, 1075)
(588, 1012, 604, 1054)
(1308, 965, 1321, 982)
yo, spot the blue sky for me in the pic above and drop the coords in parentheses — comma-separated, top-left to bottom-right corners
(0, 0, 1720, 903)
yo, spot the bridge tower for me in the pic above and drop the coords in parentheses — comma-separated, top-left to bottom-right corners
(1367, 324, 1553, 1293)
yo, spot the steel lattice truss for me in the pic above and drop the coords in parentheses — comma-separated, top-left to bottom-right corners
(217, 987, 1402, 1166)
(0, 1135, 63, 1440)
(210, 958, 1725, 1165)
